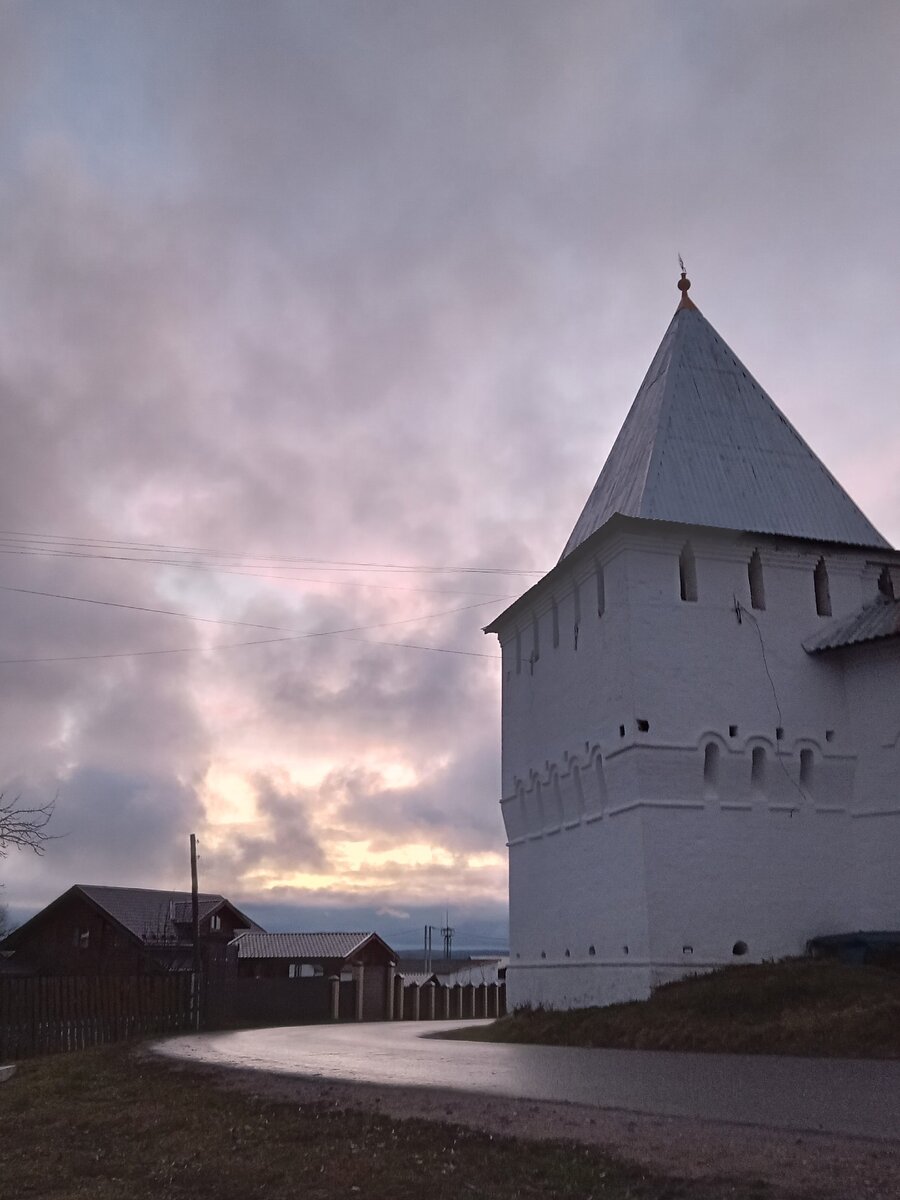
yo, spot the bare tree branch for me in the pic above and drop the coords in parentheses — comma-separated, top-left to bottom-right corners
(0, 793, 57, 857)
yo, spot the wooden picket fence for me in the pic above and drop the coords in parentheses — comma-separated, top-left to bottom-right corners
(0, 974, 193, 1060)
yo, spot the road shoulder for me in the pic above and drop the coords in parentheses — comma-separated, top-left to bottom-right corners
(168, 1057, 900, 1200)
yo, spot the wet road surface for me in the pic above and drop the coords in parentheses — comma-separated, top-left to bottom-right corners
(156, 1020, 900, 1140)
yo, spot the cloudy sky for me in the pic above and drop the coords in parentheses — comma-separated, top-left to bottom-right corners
(2, 1, 898, 945)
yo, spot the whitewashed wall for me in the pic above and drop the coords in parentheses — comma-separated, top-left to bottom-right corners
(494, 519, 900, 1011)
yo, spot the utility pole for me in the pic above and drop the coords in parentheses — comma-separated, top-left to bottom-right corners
(441, 910, 455, 960)
(190, 834, 201, 1031)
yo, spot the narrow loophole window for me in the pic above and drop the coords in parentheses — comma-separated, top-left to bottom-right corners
(748, 549, 766, 610)
(814, 558, 832, 617)
(878, 566, 895, 600)
(595, 561, 605, 617)
(531, 614, 540, 664)
(679, 543, 698, 602)
(515, 629, 521, 675)
(799, 748, 814, 792)
(551, 598, 560, 649)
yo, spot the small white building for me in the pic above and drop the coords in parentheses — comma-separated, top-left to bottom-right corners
(485, 273, 900, 1011)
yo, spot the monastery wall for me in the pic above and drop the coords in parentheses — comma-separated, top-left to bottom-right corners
(498, 522, 900, 1010)
(843, 638, 900, 929)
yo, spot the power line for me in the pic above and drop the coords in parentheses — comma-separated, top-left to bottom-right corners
(0, 583, 514, 636)
(0, 546, 519, 598)
(0, 529, 546, 577)
(0, 587, 505, 665)
(0, 633, 500, 665)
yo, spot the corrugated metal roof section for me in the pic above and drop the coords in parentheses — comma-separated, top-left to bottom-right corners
(169, 900, 221, 925)
(77, 885, 262, 942)
(79, 885, 227, 942)
(560, 302, 890, 560)
(398, 972, 438, 987)
(803, 597, 900, 652)
(232, 932, 373, 960)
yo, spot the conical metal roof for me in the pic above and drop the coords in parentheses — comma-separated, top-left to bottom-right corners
(561, 284, 890, 560)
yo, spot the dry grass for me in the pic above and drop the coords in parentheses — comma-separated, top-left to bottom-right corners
(448, 959, 900, 1058)
(0, 1043, 783, 1200)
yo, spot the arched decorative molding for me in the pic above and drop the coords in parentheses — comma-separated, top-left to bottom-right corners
(532, 776, 546, 830)
(593, 751, 609, 815)
(791, 735, 825, 757)
(698, 732, 729, 800)
(548, 769, 564, 827)
(568, 756, 586, 821)
(516, 780, 527, 828)
(792, 737, 824, 802)
(579, 744, 607, 818)
(697, 730, 731, 753)
(513, 746, 616, 834)
(500, 781, 527, 842)
(750, 745, 767, 797)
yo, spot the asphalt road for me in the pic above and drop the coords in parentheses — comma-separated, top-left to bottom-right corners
(155, 1020, 900, 1141)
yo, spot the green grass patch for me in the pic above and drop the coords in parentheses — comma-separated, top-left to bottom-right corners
(448, 960, 900, 1058)
(0, 1043, 783, 1200)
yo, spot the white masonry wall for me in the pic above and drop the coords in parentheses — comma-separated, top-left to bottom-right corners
(496, 519, 900, 1010)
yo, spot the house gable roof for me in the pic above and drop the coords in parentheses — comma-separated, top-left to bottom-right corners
(230, 931, 394, 961)
(76, 885, 261, 944)
(560, 280, 890, 560)
(0, 884, 262, 951)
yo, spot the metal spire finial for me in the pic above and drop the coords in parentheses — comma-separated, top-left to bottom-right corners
(676, 255, 696, 310)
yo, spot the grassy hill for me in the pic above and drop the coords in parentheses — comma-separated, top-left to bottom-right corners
(449, 959, 900, 1058)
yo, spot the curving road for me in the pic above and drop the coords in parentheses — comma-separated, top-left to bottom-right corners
(155, 1020, 900, 1141)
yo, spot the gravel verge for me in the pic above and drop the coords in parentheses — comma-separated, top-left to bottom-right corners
(182, 1059, 900, 1200)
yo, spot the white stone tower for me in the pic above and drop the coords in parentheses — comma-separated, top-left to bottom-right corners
(485, 272, 900, 1011)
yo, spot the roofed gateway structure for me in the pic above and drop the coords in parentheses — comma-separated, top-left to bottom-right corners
(485, 272, 900, 1011)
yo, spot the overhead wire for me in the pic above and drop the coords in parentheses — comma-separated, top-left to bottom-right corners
(0, 546, 519, 598)
(0, 529, 546, 577)
(0, 584, 506, 665)
(0, 529, 521, 665)
(0, 583, 515, 636)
